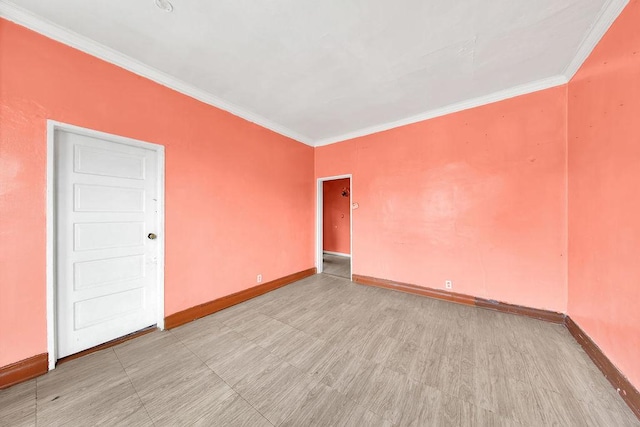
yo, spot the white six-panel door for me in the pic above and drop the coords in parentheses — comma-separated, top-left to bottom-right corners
(55, 129, 159, 358)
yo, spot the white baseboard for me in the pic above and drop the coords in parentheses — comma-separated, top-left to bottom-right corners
(323, 251, 351, 258)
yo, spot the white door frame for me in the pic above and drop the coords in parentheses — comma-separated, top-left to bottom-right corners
(316, 174, 352, 280)
(46, 120, 165, 370)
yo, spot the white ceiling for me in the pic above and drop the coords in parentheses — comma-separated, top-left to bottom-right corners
(0, 0, 628, 146)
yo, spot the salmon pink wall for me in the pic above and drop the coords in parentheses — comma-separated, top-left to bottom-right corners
(323, 178, 351, 254)
(568, 0, 640, 390)
(0, 19, 314, 368)
(316, 87, 568, 312)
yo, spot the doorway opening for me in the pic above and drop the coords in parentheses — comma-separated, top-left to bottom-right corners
(46, 121, 165, 370)
(316, 175, 352, 280)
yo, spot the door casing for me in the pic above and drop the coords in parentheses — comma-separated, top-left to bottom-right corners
(46, 120, 165, 370)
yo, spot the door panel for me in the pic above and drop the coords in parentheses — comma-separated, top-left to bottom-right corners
(74, 221, 145, 250)
(74, 145, 146, 179)
(73, 255, 145, 290)
(74, 184, 145, 212)
(55, 129, 159, 358)
(73, 288, 146, 330)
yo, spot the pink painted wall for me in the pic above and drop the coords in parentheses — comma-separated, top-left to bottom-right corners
(567, 0, 640, 390)
(0, 19, 314, 368)
(316, 87, 568, 312)
(323, 178, 351, 254)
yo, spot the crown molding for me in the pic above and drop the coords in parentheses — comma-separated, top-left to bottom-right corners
(313, 75, 568, 147)
(1, 0, 627, 149)
(563, 0, 629, 79)
(0, 1, 315, 146)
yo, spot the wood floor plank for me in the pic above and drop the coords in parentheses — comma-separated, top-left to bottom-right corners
(36, 350, 152, 426)
(138, 371, 235, 426)
(321, 350, 375, 394)
(0, 380, 36, 427)
(192, 393, 272, 427)
(232, 360, 318, 425)
(279, 382, 350, 426)
(205, 342, 281, 387)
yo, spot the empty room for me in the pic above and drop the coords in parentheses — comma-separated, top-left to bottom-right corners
(1, 0, 639, 425)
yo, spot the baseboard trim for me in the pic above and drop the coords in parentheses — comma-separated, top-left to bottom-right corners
(57, 325, 157, 366)
(165, 267, 317, 329)
(565, 317, 640, 420)
(475, 297, 565, 323)
(352, 274, 475, 306)
(323, 251, 351, 258)
(352, 274, 565, 323)
(0, 353, 48, 389)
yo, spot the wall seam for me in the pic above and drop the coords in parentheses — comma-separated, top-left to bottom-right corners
(564, 82, 570, 315)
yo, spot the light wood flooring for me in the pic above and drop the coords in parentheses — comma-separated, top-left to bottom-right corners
(1, 273, 638, 426)
(322, 253, 351, 279)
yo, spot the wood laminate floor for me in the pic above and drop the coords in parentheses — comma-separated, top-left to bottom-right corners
(322, 254, 351, 279)
(1, 273, 638, 426)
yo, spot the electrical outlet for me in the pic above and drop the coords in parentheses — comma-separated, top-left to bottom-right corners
(257, 274, 262, 283)
(445, 280, 452, 289)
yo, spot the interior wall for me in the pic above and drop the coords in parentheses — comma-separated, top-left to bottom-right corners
(0, 19, 315, 368)
(315, 86, 568, 312)
(567, 0, 640, 390)
(322, 178, 351, 255)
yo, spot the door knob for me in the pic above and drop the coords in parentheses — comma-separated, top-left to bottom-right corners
(148, 233, 157, 240)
